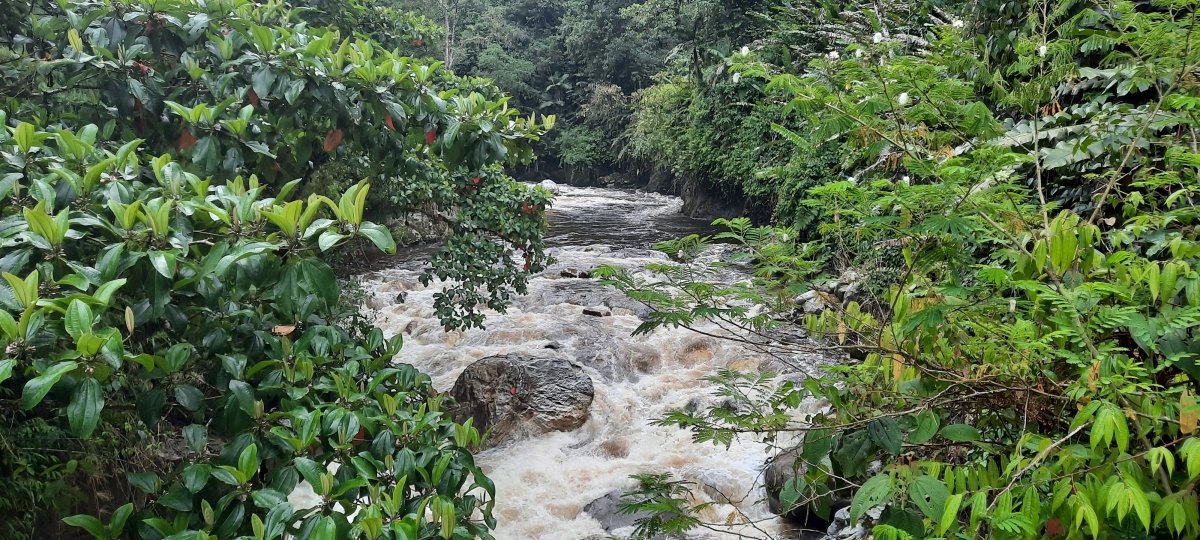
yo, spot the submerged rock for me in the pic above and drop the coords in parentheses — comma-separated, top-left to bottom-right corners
(584, 490, 644, 533)
(560, 267, 593, 278)
(449, 354, 593, 447)
(584, 489, 686, 539)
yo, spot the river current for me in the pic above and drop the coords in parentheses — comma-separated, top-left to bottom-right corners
(355, 186, 810, 539)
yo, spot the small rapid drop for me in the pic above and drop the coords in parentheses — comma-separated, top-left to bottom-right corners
(358, 186, 818, 539)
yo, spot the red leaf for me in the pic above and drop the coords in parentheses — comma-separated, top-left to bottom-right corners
(248, 90, 259, 108)
(177, 128, 197, 150)
(323, 128, 344, 152)
(385, 114, 396, 131)
(1045, 518, 1065, 537)
(271, 324, 296, 336)
(425, 128, 437, 145)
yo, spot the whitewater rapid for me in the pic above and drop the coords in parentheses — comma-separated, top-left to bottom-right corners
(357, 186, 813, 539)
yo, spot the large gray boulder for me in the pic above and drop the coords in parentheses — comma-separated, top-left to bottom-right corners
(584, 490, 645, 533)
(449, 354, 593, 447)
(583, 490, 683, 539)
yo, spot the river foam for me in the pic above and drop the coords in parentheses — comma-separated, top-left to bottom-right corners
(356, 186, 812, 539)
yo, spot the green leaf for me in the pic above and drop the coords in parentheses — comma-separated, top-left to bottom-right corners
(801, 427, 833, 463)
(908, 475, 949, 520)
(310, 516, 336, 540)
(252, 67, 276, 98)
(868, 417, 902, 455)
(183, 463, 211, 493)
(317, 230, 346, 252)
(65, 299, 94, 340)
(21, 361, 78, 409)
(909, 410, 939, 444)
(850, 473, 894, 524)
(127, 471, 162, 494)
(0, 309, 17, 339)
(359, 222, 396, 254)
(109, 503, 134, 536)
(62, 514, 107, 539)
(148, 251, 177, 278)
(238, 443, 259, 480)
(939, 424, 981, 442)
(174, 384, 204, 411)
(67, 378, 104, 438)
(211, 466, 242, 486)
(294, 457, 325, 490)
(228, 380, 255, 416)
(938, 493, 964, 534)
(92, 279, 127, 306)
(0, 358, 14, 385)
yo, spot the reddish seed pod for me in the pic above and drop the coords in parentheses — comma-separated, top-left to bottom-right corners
(425, 129, 437, 145)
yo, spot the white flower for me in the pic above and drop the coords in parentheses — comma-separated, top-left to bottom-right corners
(847, 176, 858, 185)
(952, 19, 964, 28)
(731, 72, 741, 83)
(826, 50, 840, 60)
(855, 49, 864, 58)
(1038, 44, 1047, 57)
(897, 92, 910, 106)
(873, 32, 884, 44)
(740, 46, 750, 55)
(901, 175, 910, 184)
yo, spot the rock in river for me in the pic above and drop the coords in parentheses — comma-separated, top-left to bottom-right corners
(449, 353, 594, 447)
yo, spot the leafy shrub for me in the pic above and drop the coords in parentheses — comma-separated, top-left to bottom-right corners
(0, 117, 497, 539)
(603, 1, 1200, 538)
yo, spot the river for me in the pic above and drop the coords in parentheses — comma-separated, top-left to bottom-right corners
(356, 185, 811, 539)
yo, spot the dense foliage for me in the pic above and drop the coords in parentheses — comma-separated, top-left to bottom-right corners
(600, 0, 1200, 538)
(0, 0, 551, 537)
(400, 0, 764, 178)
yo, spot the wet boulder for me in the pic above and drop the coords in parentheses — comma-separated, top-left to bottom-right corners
(584, 490, 643, 533)
(583, 490, 685, 539)
(764, 449, 849, 532)
(449, 354, 593, 447)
